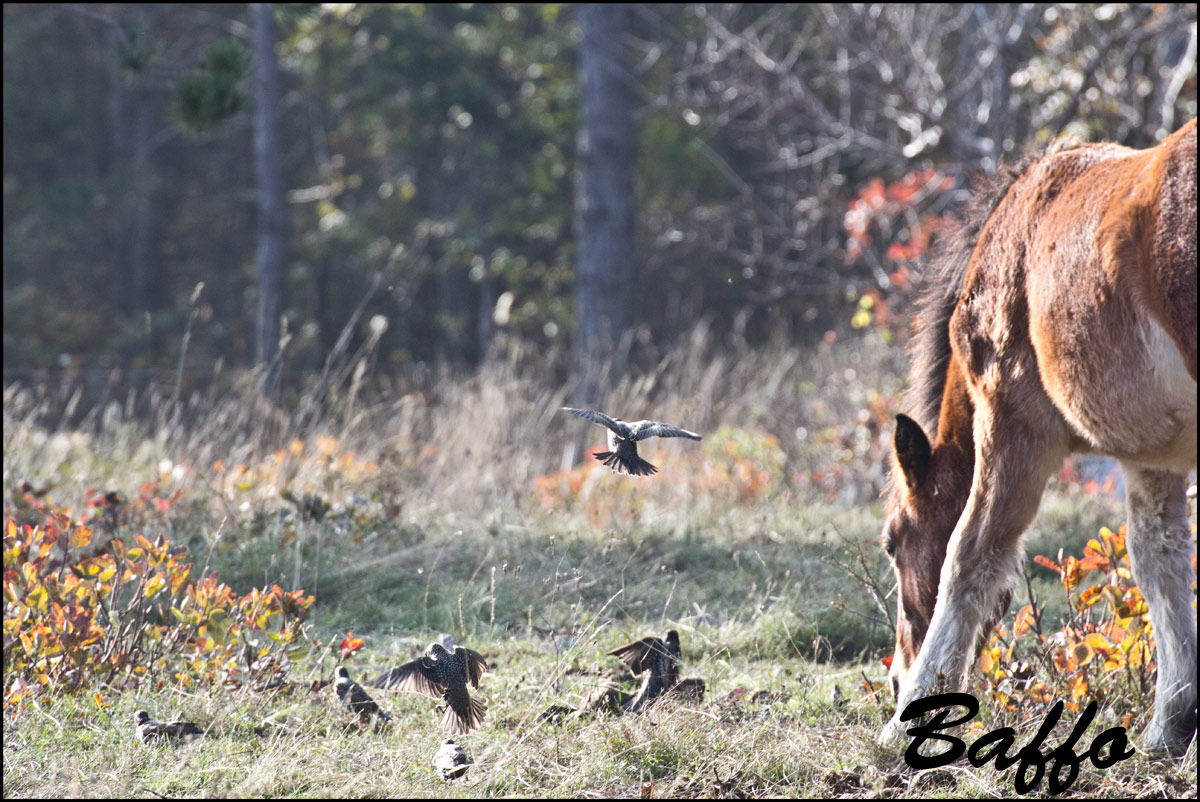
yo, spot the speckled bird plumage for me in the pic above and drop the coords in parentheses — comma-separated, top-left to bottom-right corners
(370, 642, 489, 735)
(561, 407, 702, 476)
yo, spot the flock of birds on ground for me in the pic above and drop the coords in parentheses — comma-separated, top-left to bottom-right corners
(133, 408, 708, 781)
(135, 629, 704, 781)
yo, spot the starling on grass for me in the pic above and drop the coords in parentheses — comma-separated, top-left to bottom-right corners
(334, 666, 392, 728)
(370, 643, 489, 735)
(608, 629, 683, 712)
(561, 407, 702, 476)
(434, 738, 473, 780)
(134, 710, 204, 744)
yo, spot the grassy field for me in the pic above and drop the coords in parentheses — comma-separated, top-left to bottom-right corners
(3, 330, 1196, 798)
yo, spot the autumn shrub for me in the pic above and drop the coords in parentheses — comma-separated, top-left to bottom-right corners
(969, 523, 1193, 732)
(3, 505, 315, 717)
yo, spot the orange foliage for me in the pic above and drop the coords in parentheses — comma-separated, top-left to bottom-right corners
(975, 523, 1170, 723)
(3, 510, 315, 717)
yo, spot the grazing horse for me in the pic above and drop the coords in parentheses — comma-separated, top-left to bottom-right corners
(880, 118, 1197, 752)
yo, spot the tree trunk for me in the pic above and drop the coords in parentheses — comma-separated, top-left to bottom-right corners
(252, 3, 287, 396)
(572, 3, 637, 410)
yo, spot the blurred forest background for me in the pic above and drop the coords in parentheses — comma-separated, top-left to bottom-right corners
(4, 3, 1197, 412)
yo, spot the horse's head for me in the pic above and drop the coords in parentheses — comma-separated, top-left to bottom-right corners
(881, 413, 971, 697)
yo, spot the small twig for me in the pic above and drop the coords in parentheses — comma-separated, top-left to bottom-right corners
(1020, 561, 1046, 641)
(820, 527, 895, 631)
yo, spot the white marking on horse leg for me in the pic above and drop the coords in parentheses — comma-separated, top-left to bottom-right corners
(900, 528, 1019, 697)
(1121, 463, 1198, 751)
(882, 414, 1061, 745)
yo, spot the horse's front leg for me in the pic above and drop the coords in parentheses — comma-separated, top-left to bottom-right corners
(881, 413, 1065, 744)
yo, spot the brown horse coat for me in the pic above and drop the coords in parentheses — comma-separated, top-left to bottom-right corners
(881, 119, 1196, 752)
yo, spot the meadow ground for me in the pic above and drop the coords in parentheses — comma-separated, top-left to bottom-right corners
(3, 330, 1196, 797)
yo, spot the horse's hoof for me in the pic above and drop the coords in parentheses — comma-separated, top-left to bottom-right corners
(1141, 719, 1197, 758)
(879, 716, 907, 746)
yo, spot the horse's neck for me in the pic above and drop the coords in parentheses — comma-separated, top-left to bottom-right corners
(934, 355, 975, 487)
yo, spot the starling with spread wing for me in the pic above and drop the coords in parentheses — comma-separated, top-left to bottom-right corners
(608, 629, 683, 712)
(370, 643, 489, 734)
(134, 710, 204, 744)
(334, 666, 392, 728)
(561, 407, 702, 476)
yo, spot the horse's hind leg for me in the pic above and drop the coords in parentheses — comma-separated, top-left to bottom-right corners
(1121, 464, 1197, 753)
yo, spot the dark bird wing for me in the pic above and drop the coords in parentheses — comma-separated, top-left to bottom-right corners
(608, 637, 666, 675)
(561, 407, 630, 438)
(370, 657, 445, 699)
(627, 421, 702, 441)
(456, 647, 489, 689)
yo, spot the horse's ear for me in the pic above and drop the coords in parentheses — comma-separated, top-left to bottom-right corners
(893, 414, 932, 491)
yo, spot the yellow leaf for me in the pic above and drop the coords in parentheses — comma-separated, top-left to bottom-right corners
(1012, 604, 1036, 637)
(1078, 585, 1104, 609)
(26, 585, 48, 612)
(144, 575, 165, 598)
(1127, 641, 1151, 668)
(69, 526, 93, 551)
(207, 610, 229, 645)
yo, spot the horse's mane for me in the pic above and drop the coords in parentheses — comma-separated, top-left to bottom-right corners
(902, 156, 1035, 436)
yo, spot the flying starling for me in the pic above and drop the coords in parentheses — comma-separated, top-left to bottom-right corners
(370, 643, 489, 735)
(334, 666, 392, 729)
(434, 738, 473, 781)
(561, 407, 702, 476)
(608, 630, 683, 713)
(134, 710, 204, 744)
